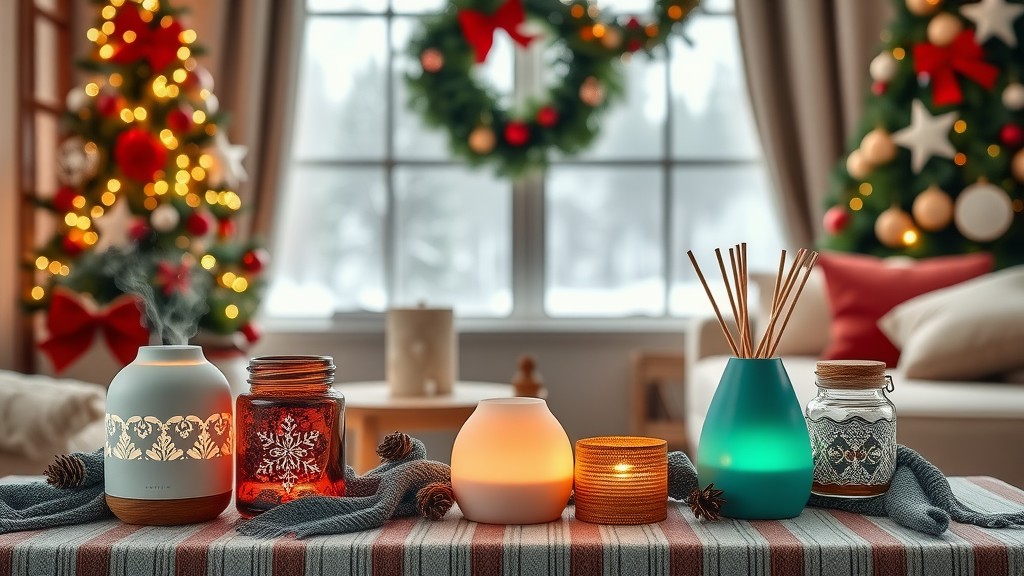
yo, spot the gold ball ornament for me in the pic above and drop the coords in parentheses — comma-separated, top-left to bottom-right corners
(846, 149, 873, 180)
(875, 206, 915, 248)
(420, 49, 444, 73)
(468, 126, 496, 155)
(912, 186, 954, 231)
(906, 0, 941, 16)
(601, 27, 623, 50)
(926, 13, 962, 46)
(860, 128, 898, 165)
(1011, 148, 1024, 181)
(579, 77, 605, 107)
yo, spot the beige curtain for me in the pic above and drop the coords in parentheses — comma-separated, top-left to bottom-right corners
(735, 0, 891, 247)
(177, 0, 301, 238)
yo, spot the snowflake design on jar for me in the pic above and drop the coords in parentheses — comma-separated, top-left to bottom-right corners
(255, 414, 322, 494)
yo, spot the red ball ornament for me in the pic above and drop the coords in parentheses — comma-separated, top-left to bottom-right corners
(242, 248, 269, 273)
(114, 128, 167, 182)
(217, 218, 235, 239)
(626, 39, 644, 52)
(97, 92, 122, 117)
(871, 81, 887, 96)
(53, 186, 79, 212)
(1000, 123, 1024, 149)
(626, 17, 641, 29)
(536, 106, 559, 128)
(62, 235, 84, 256)
(129, 219, 151, 242)
(240, 322, 261, 344)
(823, 205, 850, 235)
(185, 211, 213, 236)
(504, 122, 530, 146)
(167, 105, 194, 133)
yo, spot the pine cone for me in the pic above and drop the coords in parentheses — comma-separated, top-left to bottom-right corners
(45, 454, 86, 489)
(688, 483, 726, 521)
(416, 482, 454, 521)
(376, 431, 412, 461)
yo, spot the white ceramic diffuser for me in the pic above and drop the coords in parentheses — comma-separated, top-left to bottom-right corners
(104, 345, 233, 525)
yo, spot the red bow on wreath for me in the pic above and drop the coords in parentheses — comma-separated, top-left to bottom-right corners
(914, 29, 999, 107)
(458, 0, 535, 63)
(109, 4, 183, 73)
(38, 290, 150, 373)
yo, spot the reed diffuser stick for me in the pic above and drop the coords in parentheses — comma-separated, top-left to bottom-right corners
(688, 246, 819, 360)
(768, 252, 819, 358)
(687, 251, 740, 357)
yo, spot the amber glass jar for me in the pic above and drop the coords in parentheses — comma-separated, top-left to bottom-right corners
(236, 356, 346, 517)
(805, 360, 896, 498)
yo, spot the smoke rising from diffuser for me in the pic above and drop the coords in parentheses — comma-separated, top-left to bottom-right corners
(106, 248, 209, 345)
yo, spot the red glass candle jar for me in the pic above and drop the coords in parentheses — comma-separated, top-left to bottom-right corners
(236, 356, 346, 517)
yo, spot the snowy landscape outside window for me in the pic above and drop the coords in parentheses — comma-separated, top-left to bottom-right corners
(267, 0, 785, 321)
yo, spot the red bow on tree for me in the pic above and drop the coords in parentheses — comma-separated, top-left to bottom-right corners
(914, 29, 999, 107)
(458, 0, 535, 63)
(38, 290, 150, 373)
(109, 4, 183, 73)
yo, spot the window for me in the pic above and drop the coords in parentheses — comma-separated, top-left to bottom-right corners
(267, 0, 784, 321)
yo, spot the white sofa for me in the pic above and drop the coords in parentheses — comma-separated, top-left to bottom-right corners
(683, 272, 1024, 488)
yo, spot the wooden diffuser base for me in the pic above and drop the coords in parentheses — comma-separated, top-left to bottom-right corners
(106, 492, 232, 525)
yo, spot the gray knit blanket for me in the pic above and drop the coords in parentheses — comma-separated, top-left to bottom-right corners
(0, 450, 110, 533)
(669, 445, 1024, 536)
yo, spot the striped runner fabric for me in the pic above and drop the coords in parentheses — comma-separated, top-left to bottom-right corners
(2, 477, 1022, 576)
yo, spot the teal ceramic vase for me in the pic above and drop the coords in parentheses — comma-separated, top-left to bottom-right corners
(696, 357, 812, 519)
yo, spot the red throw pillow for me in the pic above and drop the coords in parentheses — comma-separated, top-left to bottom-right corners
(816, 252, 994, 367)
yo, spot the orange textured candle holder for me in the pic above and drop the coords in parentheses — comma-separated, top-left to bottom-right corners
(574, 436, 668, 525)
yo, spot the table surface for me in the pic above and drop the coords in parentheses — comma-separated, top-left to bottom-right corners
(335, 381, 516, 474)
(334, 381, 515, 409)
(2, 476, 1023, 576)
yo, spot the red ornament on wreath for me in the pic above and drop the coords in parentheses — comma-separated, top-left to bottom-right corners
(186, 211, 213, 236)
(536, 106, 559, 128)
(872, 81, 888, 96)
(167, 105, 194, 133)
(242, 248, 269, 273)
(504, 122, 530, 146)
(114, 128, 167, 182)
(421, 49, 444, 73)
(53, 186, 79, 213)
(1000, 123, 1024, 149)
(823, 205, 850, 235)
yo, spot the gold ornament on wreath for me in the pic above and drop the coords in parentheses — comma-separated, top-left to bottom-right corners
(406, 0, 698, 176)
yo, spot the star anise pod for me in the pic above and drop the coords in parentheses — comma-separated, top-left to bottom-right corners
(416, 481, 455, 521)
(45, 453, 86, 489)
(376, 431, 413, 461)
(688, 483, 726, 521)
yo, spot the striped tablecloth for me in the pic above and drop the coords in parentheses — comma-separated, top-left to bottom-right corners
(2, 477, 1022, 576)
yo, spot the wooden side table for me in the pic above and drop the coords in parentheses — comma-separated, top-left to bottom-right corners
(335, 381, 516, 473)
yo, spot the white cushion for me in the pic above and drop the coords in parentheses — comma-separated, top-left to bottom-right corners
(750, 270, 830, 356)
(685, 355, 1024, 449)
(878, 266, 1024, 380)
(0, 370, 105, 460)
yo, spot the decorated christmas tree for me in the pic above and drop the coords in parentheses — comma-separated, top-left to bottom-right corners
(822, 0, 1024, 267)
(28, 0, 267, 371)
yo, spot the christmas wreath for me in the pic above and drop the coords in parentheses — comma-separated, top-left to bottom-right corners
(406, 0, 698, 176)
